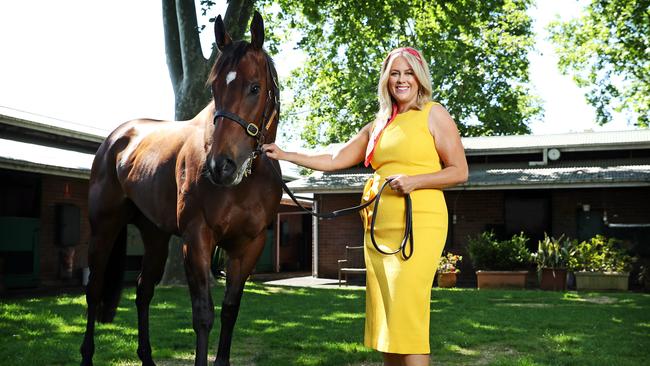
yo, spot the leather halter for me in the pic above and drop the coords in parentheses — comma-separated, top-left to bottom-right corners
(212, 54, 279, 163)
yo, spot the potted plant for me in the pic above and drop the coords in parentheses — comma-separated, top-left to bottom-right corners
(533, 233, 573, 291)
(568, 235, 634, 291)
(467, 231, 532, 289)
(436, 252, 462, 288)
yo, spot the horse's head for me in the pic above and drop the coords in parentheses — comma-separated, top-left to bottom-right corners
(206, 11, 279, 187)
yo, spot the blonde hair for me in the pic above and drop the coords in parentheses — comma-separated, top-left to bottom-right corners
(376, 47, 432, 122)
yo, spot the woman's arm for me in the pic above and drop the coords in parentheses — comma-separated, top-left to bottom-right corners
(262, 122, 372, 172)
(387, 104, 468, 194)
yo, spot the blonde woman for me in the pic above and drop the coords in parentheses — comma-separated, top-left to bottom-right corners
(263, 47, 468, 366)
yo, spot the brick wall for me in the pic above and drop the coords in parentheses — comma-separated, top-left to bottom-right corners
(316, 187, 650, 283)
(316, 193, 365, 278)
(39, 175, 90, 286)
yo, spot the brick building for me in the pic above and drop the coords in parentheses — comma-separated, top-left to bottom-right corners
(287, 130, 650, 286)
(0, 107, 309, 291)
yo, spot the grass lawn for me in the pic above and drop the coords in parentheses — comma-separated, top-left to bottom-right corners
(1, 282, 649, 366)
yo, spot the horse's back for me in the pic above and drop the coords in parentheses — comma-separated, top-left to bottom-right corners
(89, 118, 201, 231)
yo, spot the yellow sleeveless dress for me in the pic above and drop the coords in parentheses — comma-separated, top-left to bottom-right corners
(361, 101, 448, 354)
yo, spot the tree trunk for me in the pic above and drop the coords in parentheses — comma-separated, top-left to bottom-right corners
(160, 0, 255, 285)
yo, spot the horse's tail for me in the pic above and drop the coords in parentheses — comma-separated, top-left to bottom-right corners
(96, 227, 128, 324)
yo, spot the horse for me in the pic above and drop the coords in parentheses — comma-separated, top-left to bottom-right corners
(79, 12, 281, 366)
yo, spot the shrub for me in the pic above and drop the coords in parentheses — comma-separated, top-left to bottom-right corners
(467, 231, 532, 271)
(533, 233, 575, 270)
(568, 235, 633, 272)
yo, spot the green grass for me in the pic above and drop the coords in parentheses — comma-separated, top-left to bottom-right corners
(1, 283, 649, 366)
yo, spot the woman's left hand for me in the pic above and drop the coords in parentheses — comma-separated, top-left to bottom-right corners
(386, 175, 417, 195)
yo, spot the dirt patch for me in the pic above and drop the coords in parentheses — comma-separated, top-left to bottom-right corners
(576, 295, 617, 304)
(437, 343, 521, 366)
(154, 337, 262, 366)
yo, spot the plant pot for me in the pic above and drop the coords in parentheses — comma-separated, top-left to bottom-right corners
(476, 270, 528, 289)
(437, 272, 457, 288)
(574, 271, 629, 291)
(539, 268, 567, 291)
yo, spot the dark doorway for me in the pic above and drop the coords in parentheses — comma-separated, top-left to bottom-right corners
(505, 191, 551, 250)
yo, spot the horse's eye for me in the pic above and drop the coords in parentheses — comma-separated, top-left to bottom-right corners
(250, 85, 260, 95)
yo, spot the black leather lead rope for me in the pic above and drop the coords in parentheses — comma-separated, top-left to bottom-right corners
(368, 179, 414, 260)
(262, 154, 414, 260)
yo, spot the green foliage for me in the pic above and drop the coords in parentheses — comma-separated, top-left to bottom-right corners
(533, 233, 574, 270)
(548, 0, 650, 127)
(568, 235, 634, 273)
(467, 231, 532, 270)
(264, 0, 541, 146)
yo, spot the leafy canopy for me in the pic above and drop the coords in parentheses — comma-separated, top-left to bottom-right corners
(265, 0, 541, 146)
(548, 0, 650, 127)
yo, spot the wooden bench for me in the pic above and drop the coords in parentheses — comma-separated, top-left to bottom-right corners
(338, 245, 366, 286)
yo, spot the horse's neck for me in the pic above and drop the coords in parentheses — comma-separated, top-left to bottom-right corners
(193, 102, 215, 126)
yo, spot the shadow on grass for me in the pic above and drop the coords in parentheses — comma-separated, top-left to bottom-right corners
(1, 284, 649, 365)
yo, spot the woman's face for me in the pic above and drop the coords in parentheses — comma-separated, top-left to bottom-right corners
(387, 56, 419, 107)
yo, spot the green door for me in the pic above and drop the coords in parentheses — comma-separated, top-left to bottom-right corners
(577, 210, 604, 242)
(255, 228, 275, 273)
(0, 217, 40, 288)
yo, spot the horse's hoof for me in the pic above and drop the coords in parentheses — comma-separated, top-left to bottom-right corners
(213, 359, 229, 366)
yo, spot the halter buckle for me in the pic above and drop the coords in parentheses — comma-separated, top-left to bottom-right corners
(246, 123, 259, 137)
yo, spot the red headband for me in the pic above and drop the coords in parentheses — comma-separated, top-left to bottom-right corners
(384, 47, 424, 68)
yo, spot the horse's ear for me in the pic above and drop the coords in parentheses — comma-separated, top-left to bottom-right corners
(214, 15, 232, 51)
(250, 11, 264, 50)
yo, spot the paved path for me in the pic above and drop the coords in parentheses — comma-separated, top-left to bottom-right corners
(262, 275, 365, 289)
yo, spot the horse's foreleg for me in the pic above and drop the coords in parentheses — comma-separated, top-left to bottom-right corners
(214, 233, 266, 366)
(184, 224, 216, 366)
(135, 223, 170, 366)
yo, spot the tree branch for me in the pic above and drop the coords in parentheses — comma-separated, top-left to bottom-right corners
(224, 0, 255, 41)
(176, 0, 206, 78)
(162, 0, 182, 90)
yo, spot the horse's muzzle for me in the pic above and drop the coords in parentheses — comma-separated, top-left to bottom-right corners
(208, 155, 238, 186)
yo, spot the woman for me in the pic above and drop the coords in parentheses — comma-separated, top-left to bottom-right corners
(263, 47, 468, 366)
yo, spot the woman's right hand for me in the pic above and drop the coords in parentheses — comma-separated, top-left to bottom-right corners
(261, 143, 286, 161)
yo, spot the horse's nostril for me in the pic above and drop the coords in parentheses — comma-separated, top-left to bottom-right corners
(220, 158, 236, 177)
(208, 155, 237, 184)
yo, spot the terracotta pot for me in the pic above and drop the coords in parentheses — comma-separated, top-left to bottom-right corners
(476, 270, 528, 289)
(539, 268, 567, 291)
(437, 272, 457, 288)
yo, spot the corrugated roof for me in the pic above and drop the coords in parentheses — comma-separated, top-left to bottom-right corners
(287, 162, 650, 193)
(0, 106, 108, 142)
(0, 138, 94, 178)
(462, 129, 650, 153)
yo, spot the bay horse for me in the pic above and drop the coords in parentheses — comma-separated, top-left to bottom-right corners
(80, 12, 281, 366)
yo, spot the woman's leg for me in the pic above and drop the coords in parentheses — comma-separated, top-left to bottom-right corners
(382, 352, 403, 366)
(403, 354, 429, 366)
(383, 353, 429, 366)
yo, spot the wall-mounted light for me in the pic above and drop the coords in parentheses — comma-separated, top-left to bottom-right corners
(582, 204, 591, 212)
(452, 214, 457, 225)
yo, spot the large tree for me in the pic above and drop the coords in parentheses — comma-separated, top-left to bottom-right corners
(160, 0, 255, 284)
(163, 0, 255, 120)
(548, 0, 649, 128)
(266, 0, 541, 146)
